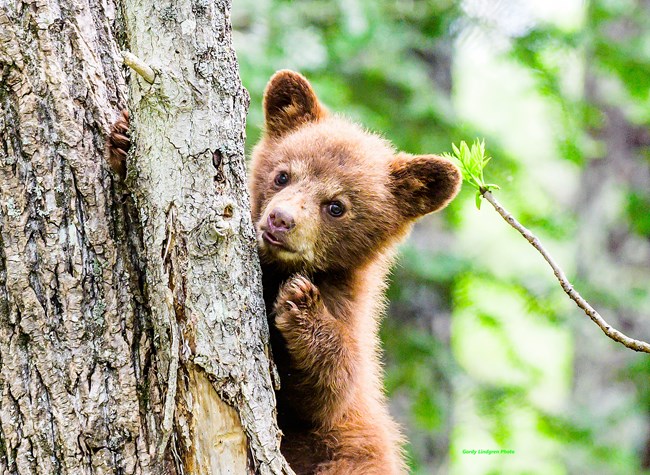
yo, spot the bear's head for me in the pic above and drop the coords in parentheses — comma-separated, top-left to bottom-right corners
(250, 70, 461, 273)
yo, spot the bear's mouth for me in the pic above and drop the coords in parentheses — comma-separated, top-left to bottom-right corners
(262, 230, 294, 252)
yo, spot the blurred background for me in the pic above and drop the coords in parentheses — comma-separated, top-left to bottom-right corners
(231, 0, 650, 473)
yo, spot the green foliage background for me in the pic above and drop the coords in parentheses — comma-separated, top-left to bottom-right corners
(232, 1, 650, 473)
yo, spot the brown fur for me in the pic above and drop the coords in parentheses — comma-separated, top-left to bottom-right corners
(251, 70, 461, 474)
(106, 109, 130, 179)
(105, 70, 461, 475)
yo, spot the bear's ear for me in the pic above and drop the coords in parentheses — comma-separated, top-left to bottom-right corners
(389, 153, 462, 219)
(263, 70, 326, 138)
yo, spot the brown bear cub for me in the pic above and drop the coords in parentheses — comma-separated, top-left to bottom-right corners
(107, 70, 461, 475)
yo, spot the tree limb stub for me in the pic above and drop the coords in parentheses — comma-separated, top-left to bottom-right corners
(122, 51, 156, 84)
(482, 190, 650, 353)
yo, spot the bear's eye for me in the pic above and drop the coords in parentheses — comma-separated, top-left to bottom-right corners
(327, 201, 345, 217)
(274, 171, 289, 187)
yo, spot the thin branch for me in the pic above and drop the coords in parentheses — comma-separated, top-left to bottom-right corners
(482, 190, 650, 354)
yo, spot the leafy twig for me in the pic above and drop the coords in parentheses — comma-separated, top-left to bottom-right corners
(445, 140, 650, 354)
(442, 139, 500, 209)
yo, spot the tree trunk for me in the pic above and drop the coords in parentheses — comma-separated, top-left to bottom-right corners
(571, 2, 650, 468)
(0, 0, 290, 473)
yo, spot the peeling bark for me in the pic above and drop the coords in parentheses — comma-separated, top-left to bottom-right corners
(0, 0, 290, 473)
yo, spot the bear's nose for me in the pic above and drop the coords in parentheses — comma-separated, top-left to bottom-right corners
(268, 208, 295, 233)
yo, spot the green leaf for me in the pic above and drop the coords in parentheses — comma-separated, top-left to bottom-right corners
(445, 139, 500, 205)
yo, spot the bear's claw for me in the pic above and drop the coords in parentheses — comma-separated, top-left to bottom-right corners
(274, 274, 322, 331)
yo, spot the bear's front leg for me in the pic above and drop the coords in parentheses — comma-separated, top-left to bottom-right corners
(274, 275, 356, 426)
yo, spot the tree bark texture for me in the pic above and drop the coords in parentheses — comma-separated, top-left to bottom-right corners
(0, 0, 289, 473)
(120, 0, 291, 473)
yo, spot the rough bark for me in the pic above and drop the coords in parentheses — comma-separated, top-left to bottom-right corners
(0, 0, 289, 473)
(0, 0, 155, 472)
(120, 0, 291, 472)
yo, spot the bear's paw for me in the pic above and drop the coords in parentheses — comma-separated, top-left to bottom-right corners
(274, 274, 323, 332)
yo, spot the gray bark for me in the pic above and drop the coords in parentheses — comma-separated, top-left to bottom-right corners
(0, 0, 289, 473)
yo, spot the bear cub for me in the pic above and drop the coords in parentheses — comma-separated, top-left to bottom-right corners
(107, 70, 461, 475)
